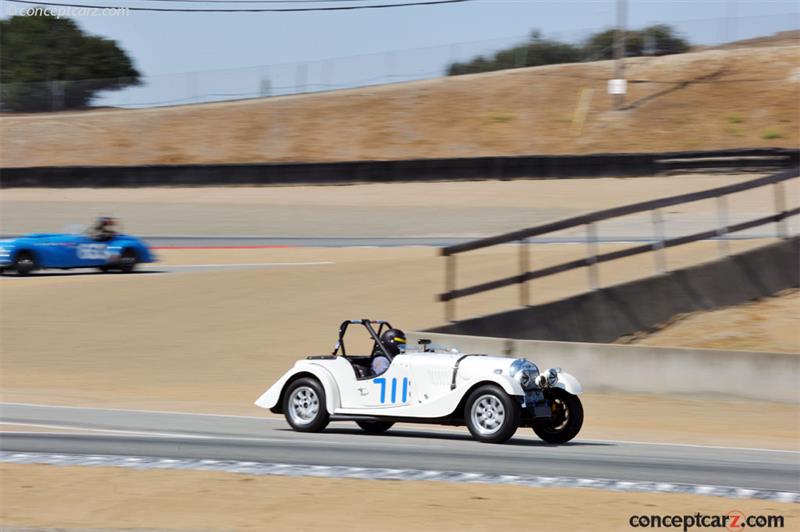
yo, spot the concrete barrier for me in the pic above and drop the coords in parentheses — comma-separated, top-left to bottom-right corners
(407, 332, 800, 403)
(1, 147, 796, 188)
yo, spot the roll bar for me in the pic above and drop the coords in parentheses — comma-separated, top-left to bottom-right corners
(331, 319, 394, 359)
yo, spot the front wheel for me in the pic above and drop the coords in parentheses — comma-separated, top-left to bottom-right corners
(532, 388, 583, 444)
(283, 377, 330, 432)
(464, 384, 520, 444)
(13, 251, 37, 276)
(356, 420, 394, 434)
(116, 248, 138, 273)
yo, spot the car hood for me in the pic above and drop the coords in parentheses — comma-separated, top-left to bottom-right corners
(401, 351, 533, 378)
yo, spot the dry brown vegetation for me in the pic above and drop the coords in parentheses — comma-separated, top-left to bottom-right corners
(1, 44, 798, 168)
(620, 289, 800, 353)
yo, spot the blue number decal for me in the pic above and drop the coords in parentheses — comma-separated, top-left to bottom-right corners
(374, 377, 387, 404)
(373, 377, 411, 404)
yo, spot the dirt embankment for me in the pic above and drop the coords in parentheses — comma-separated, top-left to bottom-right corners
(1, 44, 798, 168)
(619, 289, 800, 353)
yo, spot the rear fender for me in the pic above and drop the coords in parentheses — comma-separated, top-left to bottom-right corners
(255, 362, 340, 414)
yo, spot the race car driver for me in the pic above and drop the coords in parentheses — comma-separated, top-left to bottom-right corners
(88, 216, 118, 241)
(371, 328, 407, 376)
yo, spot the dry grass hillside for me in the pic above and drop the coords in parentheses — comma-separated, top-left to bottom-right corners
(619, 289, 799, 353)
(0, 42, 798, 168)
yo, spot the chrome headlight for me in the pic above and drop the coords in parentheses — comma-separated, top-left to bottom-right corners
(510, 358, 539, 391)
(536, 367, 561, 388)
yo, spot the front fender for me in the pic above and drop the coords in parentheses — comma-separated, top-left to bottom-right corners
(254, 362, 341, 414)
(461, 374, 524, 397)
(553, 371, 583, 395)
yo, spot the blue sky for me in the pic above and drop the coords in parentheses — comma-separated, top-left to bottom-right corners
(2, 0, 799, 106)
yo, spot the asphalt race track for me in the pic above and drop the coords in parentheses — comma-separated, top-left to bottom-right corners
(1, 404, 798, 499)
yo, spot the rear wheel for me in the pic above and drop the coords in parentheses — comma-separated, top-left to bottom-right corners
(117, 248, 138, 273)
(356, 420, 394, 434)
(13, 251, 36, 276)
(283, 377, 330, 432)
(464, 384, 520, 444)
(532, 388, 583, 444)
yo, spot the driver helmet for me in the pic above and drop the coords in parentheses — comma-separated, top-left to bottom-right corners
(380, 328, 407, 356)
(97, 216, 116, 229)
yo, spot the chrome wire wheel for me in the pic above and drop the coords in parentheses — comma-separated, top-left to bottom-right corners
(288, 386, 320, 426)
(470, 394, 506, 436)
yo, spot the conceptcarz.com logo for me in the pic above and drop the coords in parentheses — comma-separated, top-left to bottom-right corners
(628, 510, 785, 531)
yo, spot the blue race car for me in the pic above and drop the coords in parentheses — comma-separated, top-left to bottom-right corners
(0, 218, 156, 276)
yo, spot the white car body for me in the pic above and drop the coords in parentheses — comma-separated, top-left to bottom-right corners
(255, 320, 583, 443)
(255, 350, 581, 418)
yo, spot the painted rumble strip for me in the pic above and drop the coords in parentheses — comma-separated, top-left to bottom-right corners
(2, 451, 797, 503)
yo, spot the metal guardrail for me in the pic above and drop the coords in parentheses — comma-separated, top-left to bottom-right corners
(438, 167, 800, 321)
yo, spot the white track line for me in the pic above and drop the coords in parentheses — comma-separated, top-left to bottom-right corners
(155, 261, 334, 268)
(1, 402, 266, 420)
(0, 424, 210, 439)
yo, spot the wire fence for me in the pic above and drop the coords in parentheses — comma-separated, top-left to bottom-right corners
(0, 12, 797, 111)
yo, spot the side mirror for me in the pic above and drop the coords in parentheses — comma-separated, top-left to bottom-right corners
(418, 339, 432, 352)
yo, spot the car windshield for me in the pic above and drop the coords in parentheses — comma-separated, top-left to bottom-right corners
(63, 223, 87, 235)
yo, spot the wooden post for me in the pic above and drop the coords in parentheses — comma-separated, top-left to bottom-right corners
(774, 182, 788, 239)
(716, 195, 730, 257)
(518, 239, 529, 306)
(586, 222, 599, 289)
(445, 255, 456, 322)
(652, 208, 667, 273)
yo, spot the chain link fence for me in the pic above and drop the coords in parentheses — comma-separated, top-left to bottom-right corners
(1, 12, 797, 112)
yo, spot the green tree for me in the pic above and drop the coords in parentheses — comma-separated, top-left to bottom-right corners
(448, 32, 582, 76)
(583, 24, 690, 60)
(447, 25, 691, 76)
(0, 15, 140, 112)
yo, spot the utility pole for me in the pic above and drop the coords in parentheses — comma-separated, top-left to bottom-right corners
(611, 0, 627, 110)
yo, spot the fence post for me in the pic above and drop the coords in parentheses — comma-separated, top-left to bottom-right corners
(774, 182, 788, 239)
(715, 195, 730, 257)
(445, 255, 456, 322)
(518, 238, 529, 306)
(586, 222, 599, 289)
(295, 63, 308, 94)
(652, 208, 667, 273)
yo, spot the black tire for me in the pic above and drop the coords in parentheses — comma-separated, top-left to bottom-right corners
(356, 420, 394, 434)
(532, 388, 584, 444)
(463, 384, 520, 444)
(117, 248, 138, 273)
(14, 251, 37, 276)
(282, 377, 330, 432)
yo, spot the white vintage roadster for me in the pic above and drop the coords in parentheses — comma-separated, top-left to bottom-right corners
(255, 319, 583, 444)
